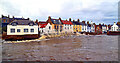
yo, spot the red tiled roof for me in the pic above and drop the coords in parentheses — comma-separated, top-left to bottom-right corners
(61, 20, 73, 25)
(38, 22, 48, 28)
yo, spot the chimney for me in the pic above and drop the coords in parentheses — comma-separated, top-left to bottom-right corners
(48, 16, 51, 19)
(93, 23, 96, 25)
(69, 18, 71, 21)
(66, 19, 67, 21)
(8, 15, 10, 18)
(59, 17, 61, 20)
(114, 22, 116, 25)
(2, 15, 4, 18)
(77, 19, 80, 22)
(82, 21, 85, 24)
(27, 18, 30, 20)
(13, 16, 14, 18)
(99, 23, 101, 25)
(87, 21, 89, 24)
(73, 20, 75, 22)
(35, 19, 38, 23)
(102, 23, 104, 25)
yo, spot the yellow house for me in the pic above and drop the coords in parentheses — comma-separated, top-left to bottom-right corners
(47, 16, 63, 33)
(72, 19, 82, 32)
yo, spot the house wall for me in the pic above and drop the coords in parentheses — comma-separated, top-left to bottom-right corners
(7, 25, 38, 35)
(111, 24, 118, 31)
(63, 24, 73, 33)
(91, 25, 95, 32)
(87, 26, 91, 32)
(39, 23, 53, 34)
(73, 25, 82, 32)
(102, 26, 107, 33)
(82, 25, 87, 32)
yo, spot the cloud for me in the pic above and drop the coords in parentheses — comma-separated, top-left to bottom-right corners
(0, 0, 119, 24)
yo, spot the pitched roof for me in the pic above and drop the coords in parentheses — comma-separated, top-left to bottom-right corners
(72, 21, 80, 25)
(87, 24, 91, 27)
(51, 19, 62, 24)
(9, 20, 37, 25)
(61, 20, 73, 25)
(38, 22, 48, 28)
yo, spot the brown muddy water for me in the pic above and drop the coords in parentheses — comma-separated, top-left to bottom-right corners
(2, 35, 119, 61)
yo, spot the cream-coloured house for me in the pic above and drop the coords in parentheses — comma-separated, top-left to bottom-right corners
(110, 22, 118, 31)
(38, 22, 53, 34)
(90, 21, 95, 32)
(60, 18, 73, 33)
(7, 20, 38, 35)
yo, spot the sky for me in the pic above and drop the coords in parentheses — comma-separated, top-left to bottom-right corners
(0, 0, 119, 25)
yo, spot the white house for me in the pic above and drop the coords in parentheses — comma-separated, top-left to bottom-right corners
(60, 19, 73, 33)
(81, 21, 87, 32)
(86, 21, 91, 32)
(90, 21, 95, 32)
(110, 22, 118, 31)
(102, 24, 107, 33)
(7, 20, 38, 35)
(38, 22, 53, 35)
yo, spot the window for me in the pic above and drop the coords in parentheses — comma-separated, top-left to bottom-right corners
(55, 25, 56, 29)
(65, 27, 66, 29)
(29, 23, 34, 26)
(42, 30, 43, 33)
(68, 27, 69, 29)
(11, 29, 15, 33)
(31, 29, 34, 32)
(17, 29, 20, 32)
(12, 23, 17, 26)
(22, 23, 24, 25)
(6, 20, 7, 23)
(49, 26, 51, 29)
(24, 29, 28, 32)
(57, 26, 59, 29)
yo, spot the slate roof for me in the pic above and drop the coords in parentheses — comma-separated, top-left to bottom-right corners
(87, 24, 91, 27)
(9, 20, 37, 25)
(61, 20, 73, 25)
(117, 25, 120, 27)
(51, 19, 62, 24)
(72, 21, 80, 25)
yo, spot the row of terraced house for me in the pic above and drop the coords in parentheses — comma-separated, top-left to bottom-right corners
(1, 15, 120, 40)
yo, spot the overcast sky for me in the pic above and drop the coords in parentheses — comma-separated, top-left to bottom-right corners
(0, 0, 119, 24)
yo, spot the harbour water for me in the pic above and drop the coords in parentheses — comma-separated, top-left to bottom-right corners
(2, 35, 119, 61)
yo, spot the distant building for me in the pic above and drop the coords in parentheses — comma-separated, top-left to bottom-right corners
(110, 22, 118, 31)
(72, 19, 82, 32)
(37, 21, 52, 35)
(6, 20, 38, 40)
(1, 15, 29, 32)
(60, 18, 73, 33)
(107, 24, 112, 31)
(95, 24, 102, 34)
(102, 24, 107, 33)
(47, 16, 63, 34)
(86, 21, 91, 32)
(117, 22, 120, 31)
(90, 21, 95, 32)
(81, 21, 87, 32)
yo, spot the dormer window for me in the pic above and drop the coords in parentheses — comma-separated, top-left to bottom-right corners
(12, 22, 17, 26)
(29, 22, 34, 26)
(22, 23, 24, 24)
(54, 20, 56, 23)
